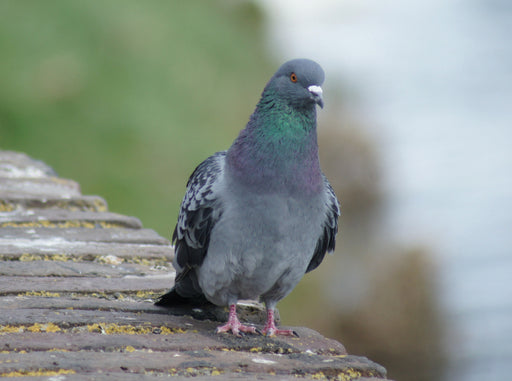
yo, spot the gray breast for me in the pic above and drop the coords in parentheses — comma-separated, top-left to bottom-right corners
(197, 182, 326, 306)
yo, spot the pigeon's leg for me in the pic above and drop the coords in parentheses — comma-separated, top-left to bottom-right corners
(216, 304, 258, 336)
(262, 308, 299, 337)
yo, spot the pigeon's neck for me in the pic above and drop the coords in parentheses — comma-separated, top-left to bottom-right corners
(226, 93, 323, 195)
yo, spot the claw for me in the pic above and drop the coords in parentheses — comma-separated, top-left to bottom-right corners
(216, 304, 258, 336)
(262, 308, 299, 337)
(216, 321, 258, 336)
(263, 327, 298, 337)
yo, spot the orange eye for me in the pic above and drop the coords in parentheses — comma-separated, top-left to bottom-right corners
(290, 73, 298, 82)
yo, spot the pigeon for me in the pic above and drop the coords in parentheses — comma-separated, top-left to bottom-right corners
(156, 58, 340, 336)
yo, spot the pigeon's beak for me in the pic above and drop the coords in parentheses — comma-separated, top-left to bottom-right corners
(308, 85, 324, 108)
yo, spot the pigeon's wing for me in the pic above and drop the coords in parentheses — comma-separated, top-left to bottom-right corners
(172, 151, 226, 283)
(306, 175, 340, 273)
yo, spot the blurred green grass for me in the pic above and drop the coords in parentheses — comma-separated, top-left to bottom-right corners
(0, 0, 273, 237)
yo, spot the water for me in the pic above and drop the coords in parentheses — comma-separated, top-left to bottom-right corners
(259, 1, 512, 380)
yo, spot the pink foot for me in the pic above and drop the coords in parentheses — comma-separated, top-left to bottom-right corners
(262, 308, 299, 337)
(216, 304, 258, 336)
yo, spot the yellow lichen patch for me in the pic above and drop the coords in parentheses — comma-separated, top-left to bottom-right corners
(95, 254, 123, 265)
(0, 325, 25, 334)
(39, 220, 54, 227)
(43, 323, 61, 333)
(90, 291, 118, 300)
(1, 220, 56, 228)
(19, 291, 60, 297)
(166, 367, 223, 377)
(160, 326, 184, 334)
(87, 323, 185, 335)
(0, 220, 116, 229)
(93, 199, 108, 212)
(26, 323, 61, 333)
(336, 368, 366, 381)
(311, 371, 327, 379)
(47, 254, 69, 262)
(135, 290, 160, 299)
(87, 323, 104, 334)
(0, 201, 15, 212)
(1, 323, 61, 334)
(15, 254, 77, 262)
(19, 253, 43, 262)
(132, 257, 152, 266)
(0, 368, 75, 377)
(60, 220, 96, 228)
(99, 221, 123, 228)
(0, 222, 32, 228)
(128, 256, 170, 267)
(124, 345, 136, 353)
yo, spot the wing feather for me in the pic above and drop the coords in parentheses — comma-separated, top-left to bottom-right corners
(306, 175, 340, 273)
(170, 151, 225, 293)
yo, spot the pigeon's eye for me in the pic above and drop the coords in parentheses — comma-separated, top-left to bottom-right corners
(290, 73, 298, 83)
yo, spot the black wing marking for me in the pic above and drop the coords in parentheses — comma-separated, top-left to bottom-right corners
(157, 152, 225, 307)
(306, 175, 340, 273)
(155, 151, 227, 308)
(173, 151, 226, 273)
(157, 151, 229, 308)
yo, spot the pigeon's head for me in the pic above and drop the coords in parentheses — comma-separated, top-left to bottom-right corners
(266, 58, 325, 109)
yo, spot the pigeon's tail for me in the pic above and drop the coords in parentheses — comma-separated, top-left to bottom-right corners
(154, 287, 212, 308)
(154, 288, 188, 307)
(155, 266, 213, 307)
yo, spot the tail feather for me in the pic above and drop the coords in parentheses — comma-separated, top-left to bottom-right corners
(155, 268, 213, 308)
(154, 287, 211, 307)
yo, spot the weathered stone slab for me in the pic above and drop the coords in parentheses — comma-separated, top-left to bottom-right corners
(0, 274, 175, 295)
(0, 241, 173, 259)
(0, 303, 222, 329)
(0, 210, 143, 229)
(0, 332, 223, 353)
(0, 177, 82, 198)
(1, 296, 169, 312)
(0, 350, 386, 379)
(0, 195, 108, 212)
(0, 373, 308, 381)
(0, 261, 169, 277)
(0, 151, 57, 178)
(0, 296, 262, 326)
(0, 227, 170, 245)
(0, 329, 346, 356)
(1, 305, 265, 338)
(0, 296, 385, 380)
